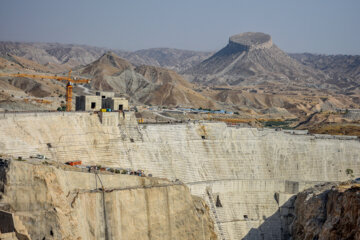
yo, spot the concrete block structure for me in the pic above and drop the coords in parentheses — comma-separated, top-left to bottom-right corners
(76, 93, 129, 111)
(96, 91, 115, 99)
(75, 95, 102, 111)
(103, 97, 129, 111)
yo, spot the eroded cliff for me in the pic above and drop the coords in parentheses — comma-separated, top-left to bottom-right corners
(291, 182, 360, 240)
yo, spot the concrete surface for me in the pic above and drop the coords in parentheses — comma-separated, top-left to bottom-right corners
(0, 111, 359, 239)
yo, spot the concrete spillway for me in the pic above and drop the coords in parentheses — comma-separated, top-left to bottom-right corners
(0, 111, 359, 239)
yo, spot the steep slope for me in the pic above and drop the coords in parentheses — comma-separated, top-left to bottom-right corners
(185, 32, 327, 87)
(292, 182, 360, 240)
(79, 52, 216, 108)
(1, 54, 54, 73)
(135, 65, 215, 108)
(0, 56, 24, 71)
(80, 51, 134, 90)
(0, 57, 67, 110)
(81, 51, 133, 76)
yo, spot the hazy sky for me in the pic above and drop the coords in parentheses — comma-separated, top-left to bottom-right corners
(1, 0, 360, 54)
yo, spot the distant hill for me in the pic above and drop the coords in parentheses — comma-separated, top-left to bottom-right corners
(290, 53, 360, 88)
(0, 42, 110, 72)
(119, 48, 213, 72)
(0, 38, 359, 116)
(184, 32, 327, 87)
(0, 42, 211, 73)
(78, 52, 215, 108)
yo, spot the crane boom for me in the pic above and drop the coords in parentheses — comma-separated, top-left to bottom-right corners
(0, 70, 91, 111)
(0, 72, 90, 83)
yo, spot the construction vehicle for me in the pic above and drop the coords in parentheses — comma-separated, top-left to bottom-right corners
(65, 161, 82, 166)
(0, 70, 90, 111)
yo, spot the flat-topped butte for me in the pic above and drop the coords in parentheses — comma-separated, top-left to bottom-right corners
(229, 32, 273, 50)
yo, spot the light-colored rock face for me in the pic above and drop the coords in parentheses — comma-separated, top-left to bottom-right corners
(0, 112, 359, 239)
(229, 32, 272, 50)
(0, 160, 216, 240)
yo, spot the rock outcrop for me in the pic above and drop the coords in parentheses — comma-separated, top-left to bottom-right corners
(291, 182, 360, 240)
(229, 32, 273, 51)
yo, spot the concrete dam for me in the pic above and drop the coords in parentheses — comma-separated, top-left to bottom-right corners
(0, 111, 359, 240)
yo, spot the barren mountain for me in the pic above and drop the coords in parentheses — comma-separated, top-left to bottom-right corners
(0, 56, 24, 71)
(290, 53, 360, 87)
(78, 52, 215, 108)
(80, 51, 133, 90)
(184, 32, 327, 87)
(0, 42, 110, 71)
(1, 54, 55, 73)
(118, 48, 213, 72)
(0, 67, 66, 111)
(0, 42, 212, 73)
(1, 39, 359, 122)
(135, 65, 214, 107)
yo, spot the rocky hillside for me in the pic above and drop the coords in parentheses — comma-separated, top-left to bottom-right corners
(119, 48, 213, 72)
(79, 52, 215, 108)
(184, 32, 327, 87)
(290, 53, 360, 88)
(0, 42, 211, 73)
(1, 39, 360, 120)
(0, 54, 54, 73)
(0, 42, 110, 73)
(80, 51, 133, 90)
(292, 182, 360, 240)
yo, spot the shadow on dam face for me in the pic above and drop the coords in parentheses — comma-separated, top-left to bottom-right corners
(242, 196, 296, 240)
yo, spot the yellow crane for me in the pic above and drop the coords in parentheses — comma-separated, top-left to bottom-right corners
(0, 70, 91, 111)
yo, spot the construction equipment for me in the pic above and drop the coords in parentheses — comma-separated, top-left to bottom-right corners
(0, 70, 90, 111)
(65, 161, 82, 166)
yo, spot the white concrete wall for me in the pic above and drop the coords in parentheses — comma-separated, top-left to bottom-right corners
(2, 160, 215, 240)
(0, 112, 359, 239)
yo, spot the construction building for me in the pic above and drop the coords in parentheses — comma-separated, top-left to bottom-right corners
(76, 92, 128, 111)
(96, 91, 115, 99)
(75, 95, 102, 111)
(103, 97, 128, 111)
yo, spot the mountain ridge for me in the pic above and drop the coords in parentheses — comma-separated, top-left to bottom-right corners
(0, 41, 212, 73)
(184, 32, 328, 87)
(77, 52, 216, 108)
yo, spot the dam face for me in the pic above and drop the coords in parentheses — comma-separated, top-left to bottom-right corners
(1, 112, 359, 239)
